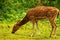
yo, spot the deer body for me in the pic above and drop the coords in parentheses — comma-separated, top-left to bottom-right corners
(27, 6, 59, 20)
(12, 6, 59, 38)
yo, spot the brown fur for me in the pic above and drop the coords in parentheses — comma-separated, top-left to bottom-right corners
(12, 6, 59, 38)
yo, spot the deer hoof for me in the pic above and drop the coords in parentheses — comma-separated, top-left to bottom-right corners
(54, 35, 56, 39)
(38, 32, 40, 36)
(30, 33, 34, 37)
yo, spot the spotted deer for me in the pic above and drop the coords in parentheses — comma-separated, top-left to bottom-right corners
(12, 6, 59, 38)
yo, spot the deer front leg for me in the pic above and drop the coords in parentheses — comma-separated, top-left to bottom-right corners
(36, 20, 40, 35)
(31, 22, 34, 37)
(30, 16, 35, 37)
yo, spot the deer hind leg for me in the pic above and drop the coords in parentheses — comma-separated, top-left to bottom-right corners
(53, 22, 57, 38)
(49, 19, 57, 38)
(35, 20, 40, 35)
(49, 20, 54, 37)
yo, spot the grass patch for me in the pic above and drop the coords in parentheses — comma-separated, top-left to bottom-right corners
(0, 21, 60, 40)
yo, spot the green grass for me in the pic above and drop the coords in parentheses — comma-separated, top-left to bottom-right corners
(0, 21, 60, 40)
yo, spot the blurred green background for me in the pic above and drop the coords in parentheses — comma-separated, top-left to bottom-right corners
(0, 0, 60, 40)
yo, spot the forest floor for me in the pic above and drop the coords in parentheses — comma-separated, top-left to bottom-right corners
(0, 21, 60, 40)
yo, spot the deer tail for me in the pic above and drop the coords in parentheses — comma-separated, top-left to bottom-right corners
(57, 11, 59, 18)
